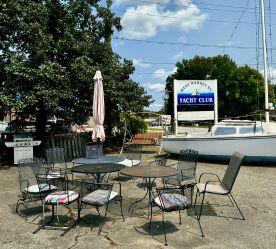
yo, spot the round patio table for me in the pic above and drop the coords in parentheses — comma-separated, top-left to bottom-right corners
(72, 156, 124, 165)
(71, 163, 125, 183)
(120, 166, 179, 217)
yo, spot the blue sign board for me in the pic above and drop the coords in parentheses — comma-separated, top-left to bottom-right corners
(177, 92, 214, 105)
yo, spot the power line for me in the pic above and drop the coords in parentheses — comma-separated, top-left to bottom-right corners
(113, 0, 276, 15)
(114, 10, 276, 26)
(113, 36, 276, 50)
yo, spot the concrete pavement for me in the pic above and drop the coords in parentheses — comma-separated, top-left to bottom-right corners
(0, 149, 275, 249)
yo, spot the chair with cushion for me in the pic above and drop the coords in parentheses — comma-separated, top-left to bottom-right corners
(149, 187, 204, 246)
(194, 151, 246, 223)
(46, 147, 69, 174)
(16, 158, 57, 219)
(163, 149, 198, 203)
(119, 143, 142, 167)
(33, 173, 80, 236)
(78, 181, 124, 233)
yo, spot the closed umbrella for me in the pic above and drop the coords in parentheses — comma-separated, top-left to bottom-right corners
(92, 70, 105, 142)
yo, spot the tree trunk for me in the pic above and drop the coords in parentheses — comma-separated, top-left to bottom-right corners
(35, 104, 47, 140)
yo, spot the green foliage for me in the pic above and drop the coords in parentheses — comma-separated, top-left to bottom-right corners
(128, 115, 148, 134)
(0, 0, 151, 138)
(165, 55, 265, 119)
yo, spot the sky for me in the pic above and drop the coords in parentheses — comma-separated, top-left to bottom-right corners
(106, 0, 276, 111)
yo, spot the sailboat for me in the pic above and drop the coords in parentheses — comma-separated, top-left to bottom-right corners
(162, 0, 276, 162)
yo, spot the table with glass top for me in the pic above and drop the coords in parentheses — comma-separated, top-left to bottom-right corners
(72, 155, 124, 165)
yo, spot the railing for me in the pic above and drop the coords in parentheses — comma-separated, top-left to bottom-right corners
(43, 133, 90, 161)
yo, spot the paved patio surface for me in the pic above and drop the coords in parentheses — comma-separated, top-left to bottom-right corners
(0, 148, 275, 249)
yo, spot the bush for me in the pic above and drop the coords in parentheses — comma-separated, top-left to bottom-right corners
(128, 115, 147, 134)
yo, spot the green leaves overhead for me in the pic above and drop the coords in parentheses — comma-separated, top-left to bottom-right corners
(0, 0, 151, 138)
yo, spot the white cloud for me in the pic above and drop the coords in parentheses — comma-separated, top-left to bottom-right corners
(148, 83, 165, 92)
(172, 51, 184, 60)
(146, 102, 164, 111)
(153, 67, 176, 80)
(114, 0, 170, 6)
(132, 59, 151, 68)
(120, 1, 208, 39)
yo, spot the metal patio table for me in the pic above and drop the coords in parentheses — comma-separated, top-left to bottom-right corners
(71, 163, 125, 183)
(120, 166, 179, 217)
(72, 155, 124, 165)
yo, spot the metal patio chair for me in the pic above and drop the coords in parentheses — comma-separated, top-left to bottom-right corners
(149, 186, 204, 246)
(33, 172, 80, 236)
(16, 158, 57, 219)
(194, 151, 246, 222)
(78, 181, 124, 234)
(119, 143, 142, 167)
(46, 147, 69, 172)
(164, 149, 198, 201)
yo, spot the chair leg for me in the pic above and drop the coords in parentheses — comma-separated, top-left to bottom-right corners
(120, 199, 125, 221)
(194, 188, 199, 208)
(161, 211, 168, 246)
(178, 210, 182, 224)
(229, 193, 245, 220)
(191, 205, 204, 237)
(148, 200, 153, 230)
(198, 192, 205, 221)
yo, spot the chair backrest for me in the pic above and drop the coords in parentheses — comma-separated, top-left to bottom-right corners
(85, 143, 103, 159)
(18, 158, 48, 192)
(222, 152, 246, 192)
(178, 149, 198, 179)
(154, 153, 169, 166)
(126, 144, 142, 161)
(46, 147, 66, 163)
(46, 147, 69, 171)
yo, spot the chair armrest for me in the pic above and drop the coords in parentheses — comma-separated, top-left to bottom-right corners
(198, 172, 221, 183)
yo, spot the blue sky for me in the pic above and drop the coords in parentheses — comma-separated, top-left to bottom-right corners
(107, 0, 276, 111)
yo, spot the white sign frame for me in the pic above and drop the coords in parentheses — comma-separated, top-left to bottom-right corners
(174, 79, 218, 134)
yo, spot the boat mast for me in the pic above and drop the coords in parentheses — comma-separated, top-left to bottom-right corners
(260, 0, 269, 122)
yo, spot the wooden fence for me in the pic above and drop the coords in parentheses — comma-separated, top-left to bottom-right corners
(43, 133, 90, 161)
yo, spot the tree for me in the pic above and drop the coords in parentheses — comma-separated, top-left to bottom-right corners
(165, 55, 265, 120)
(0, 0, 151, 139)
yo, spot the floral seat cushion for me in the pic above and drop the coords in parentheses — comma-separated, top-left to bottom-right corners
(154, 193, 191, 212)
(45, 191, 79, 205)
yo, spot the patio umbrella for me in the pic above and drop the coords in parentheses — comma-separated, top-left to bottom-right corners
(92, 70, 105, 142)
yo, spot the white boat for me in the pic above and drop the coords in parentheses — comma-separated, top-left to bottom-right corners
(162, 0, 276, 162)
(162, 120, 276, 162)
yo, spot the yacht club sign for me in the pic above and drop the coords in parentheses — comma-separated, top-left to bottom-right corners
(176, 80, 215, 105)
(173, 79, 218, 133)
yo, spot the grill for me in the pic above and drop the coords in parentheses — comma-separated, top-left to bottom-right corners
(5, 135, 41, 164)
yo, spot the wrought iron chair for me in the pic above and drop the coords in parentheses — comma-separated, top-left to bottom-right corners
(149, 187, 204, 246)
(33, 172, 80, 236)
(85, 143, 103, 158)
(78, 181, 124, 234)
(46, 147, 69, 173)
(163, 149, 198, 203)
(119, 143, 142, 167)
(194, 151, 246, 222)
(16, 158, 57, 219)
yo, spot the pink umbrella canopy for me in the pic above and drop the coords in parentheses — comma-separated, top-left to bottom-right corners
(92, 70, 105, 142)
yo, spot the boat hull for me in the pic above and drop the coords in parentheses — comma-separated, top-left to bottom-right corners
(162, 134, 276, 162)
